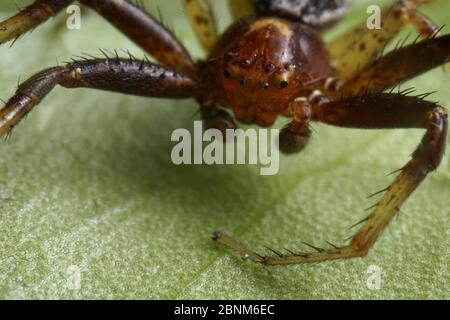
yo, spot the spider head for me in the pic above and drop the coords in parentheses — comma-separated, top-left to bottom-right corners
(213, 17, 331, 126)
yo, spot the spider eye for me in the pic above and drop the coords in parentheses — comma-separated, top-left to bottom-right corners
(242, 59, 251, 66)
(265, 64, 275, 73)
(262, 83, 269, 90)
(279, 81, 289, 89)
(223, 69, 233, 78)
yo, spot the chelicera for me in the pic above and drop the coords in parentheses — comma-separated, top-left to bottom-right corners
(0, 0, 448, 266)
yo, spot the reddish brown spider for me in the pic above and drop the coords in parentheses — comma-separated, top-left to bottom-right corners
(0, 0, 448, 266)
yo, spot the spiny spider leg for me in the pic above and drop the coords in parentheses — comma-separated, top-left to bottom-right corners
(339, 35, 450, 96)
(182, 0, 218, 54)
(228, 0, 254, 20)
(215, 93, 447, 266)
(80, 0, 195, 75)
(0, 0, 196, 75)
(0, 58, 198, 135)
(329, 0, 443, 80)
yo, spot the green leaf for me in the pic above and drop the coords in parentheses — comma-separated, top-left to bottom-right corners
(0, 0, 448, 299)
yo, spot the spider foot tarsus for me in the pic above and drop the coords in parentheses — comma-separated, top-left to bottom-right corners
(213, 230, 264, 263)
(213, 230, 362, 266)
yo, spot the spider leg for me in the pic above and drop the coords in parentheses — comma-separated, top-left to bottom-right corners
(0, 0, 196, 75)
(0, 58, 198, 135)
(278, 97, 313, 154)
(214, 93, 447, 266)
(278, 122, 311, 155)
(200, 104, 237, 135)
(0, 0, 73, 44)
(329, 0, 443, 80)
(228, 0, 254, 20)
(182, 0, 218, 54)
(339, 35, 450, 96)
(79, 0, 195, 75)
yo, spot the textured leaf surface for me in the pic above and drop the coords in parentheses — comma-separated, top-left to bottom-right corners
(0, 0, 448, 299)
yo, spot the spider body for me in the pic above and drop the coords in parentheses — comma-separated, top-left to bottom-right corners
(206, 16, 331, 127)
(0, 0, 449, 266)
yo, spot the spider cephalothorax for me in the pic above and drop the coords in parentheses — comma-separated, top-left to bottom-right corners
(207, 16, 331, 127)
(0, 0, 448, 266)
